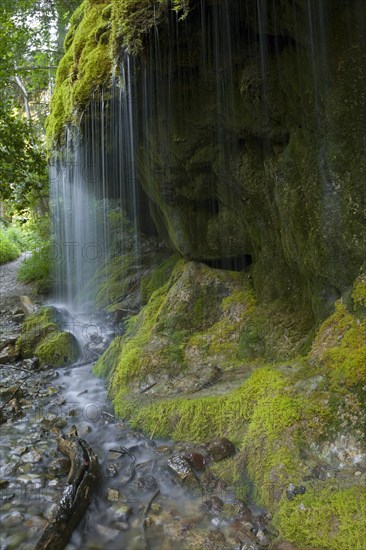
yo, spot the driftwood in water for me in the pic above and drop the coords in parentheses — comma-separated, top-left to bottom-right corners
(34, 432, 98, 550)
(20, 295, 37, 317)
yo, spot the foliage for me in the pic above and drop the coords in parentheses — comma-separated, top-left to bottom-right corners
(18, 242, 52, 294)
(0, 104, 48, 210)
(17, 213, 52, 294)
(0, 0, 79, 211)
(0, 226, 21, 264)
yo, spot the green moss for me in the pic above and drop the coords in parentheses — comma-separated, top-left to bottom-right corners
(238, 300, 313, 362)
(97, 262, 364, 549)
(115, 366, 287, 442)
(140, 254, 179, 304)
(46, 0, 112, 144)
(352, 275, 366, 310)
(322, 322, 366, 387)
(35, 331, 79, 367)
(110, 282, 169, 395)
(48, 0, 191, 143)
(114, 366, 305, 508)
(16, 307, 79, 367)
(94, 336, 122, 378)
(275, 485, 366, 550)
(94, 254, 135, 310)
(101, 3, 112, 20)
(111, 0, 189, 56)
(310, 300, 366, 387)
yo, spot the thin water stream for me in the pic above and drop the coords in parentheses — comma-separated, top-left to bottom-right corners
(1, 308, 267, 550)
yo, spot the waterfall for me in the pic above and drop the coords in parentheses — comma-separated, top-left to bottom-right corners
(50, 0, 365, 312)
(49, 62, 155, 311)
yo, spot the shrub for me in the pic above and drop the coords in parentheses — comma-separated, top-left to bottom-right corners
(0, 227, 21, 264)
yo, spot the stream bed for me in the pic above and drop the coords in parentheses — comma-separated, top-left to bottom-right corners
(1, 310, 272, 550)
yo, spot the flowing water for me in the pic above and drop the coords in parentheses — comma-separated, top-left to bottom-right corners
(4, 1, 361, 548)
(0, 310, 268, 550)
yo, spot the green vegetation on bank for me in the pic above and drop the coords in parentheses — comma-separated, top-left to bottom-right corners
(0, 224, 22, 264)
(0, 212, 53, 293)
(16, 214, 52, 294)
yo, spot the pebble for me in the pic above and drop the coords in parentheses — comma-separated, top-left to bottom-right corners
(105, 463, 119, 478)
(286, 484, 306, 500)
(154, 445, 172, 454)
(137, 474, 158, 492)
(354, 470, 362, 476)
(48, 479, 59, 487)
(23, 357, 39, 369)
(0, 386, 23, 399)
(207, 438, 236, 462)
(22, 450, 42, 463)
(0, 345, 19, 364)
(167, 456, 192, 480)
(48, 457, 70, 476)
(24, 516, 47, 530)
(204, 495, 224, 514)
(107, 488, 120, 501)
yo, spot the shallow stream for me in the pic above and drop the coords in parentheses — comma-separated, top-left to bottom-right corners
(0, 309, 269, 550)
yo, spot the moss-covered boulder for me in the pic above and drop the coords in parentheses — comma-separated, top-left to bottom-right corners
(16, 307, 79, 367)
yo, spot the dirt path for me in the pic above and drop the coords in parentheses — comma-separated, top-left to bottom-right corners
(0, 254, 39, 339)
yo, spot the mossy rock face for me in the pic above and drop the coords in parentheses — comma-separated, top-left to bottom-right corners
(95, 260, 260, 399)
(95, 268, 366, 550)
(17, 307, 79, 367)
(46, 0, 190, 144)
(49, 0, 365, 323)
(132, 0, 365, 322)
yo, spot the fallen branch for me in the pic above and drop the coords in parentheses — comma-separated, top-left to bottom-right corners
(142, 489, 160, 527)
(34, 432, 98, 550)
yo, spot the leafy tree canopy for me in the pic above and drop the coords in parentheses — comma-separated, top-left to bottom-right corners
(0, 0, 79, 213)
